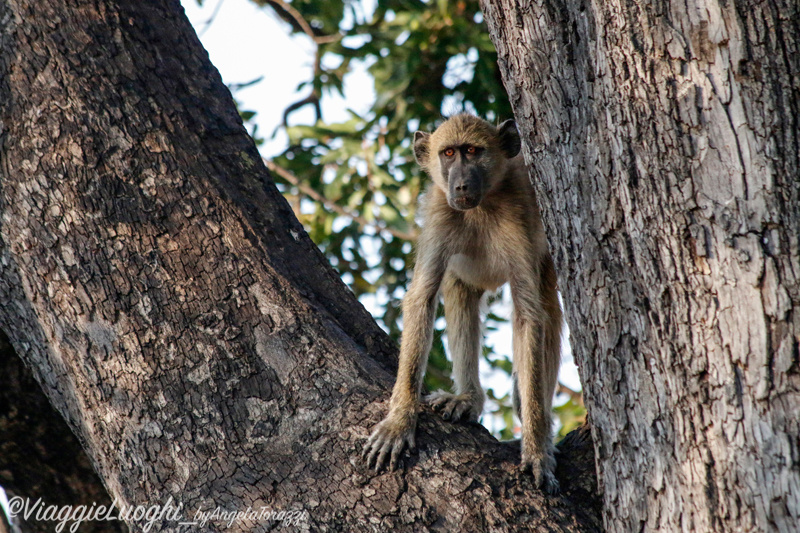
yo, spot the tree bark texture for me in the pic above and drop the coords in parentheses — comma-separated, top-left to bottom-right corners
(482, 0, 800, 531)
(0, 0, 600, 531)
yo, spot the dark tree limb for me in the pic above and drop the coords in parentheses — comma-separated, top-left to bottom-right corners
(0, 333, 127, 533)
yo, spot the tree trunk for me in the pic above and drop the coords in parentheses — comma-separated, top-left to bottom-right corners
(0, 0, 600, 531)
(482, 0, 800, 531)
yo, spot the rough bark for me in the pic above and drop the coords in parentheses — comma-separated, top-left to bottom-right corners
(0, 333, 127, 533)
(0, 0, 600, 531)
(482, 0, 800, 531)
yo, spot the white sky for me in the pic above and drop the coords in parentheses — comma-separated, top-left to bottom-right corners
(181, 0, 374, 157)
(180, 0, 582, 425)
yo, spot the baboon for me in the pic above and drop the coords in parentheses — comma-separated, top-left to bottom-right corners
(363, 114, 562, 494)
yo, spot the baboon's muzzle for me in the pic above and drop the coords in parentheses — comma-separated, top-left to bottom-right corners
(448, 166, 483, 210)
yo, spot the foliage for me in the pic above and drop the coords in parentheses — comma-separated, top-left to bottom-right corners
(555, 396, 587, 439)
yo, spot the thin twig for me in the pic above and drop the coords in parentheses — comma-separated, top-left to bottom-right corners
(557, 383, 584, 406)
(264, 0, 341, 44)
(264, 159, 417, 241)
(282, 92, 321, 126)
(197, 0, 226, 37)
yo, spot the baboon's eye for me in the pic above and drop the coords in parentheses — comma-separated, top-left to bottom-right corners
(443, 148, 456, 157)
(466, 146, 476, 154)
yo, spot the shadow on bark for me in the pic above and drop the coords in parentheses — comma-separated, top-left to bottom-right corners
(0, 331, 127, 533)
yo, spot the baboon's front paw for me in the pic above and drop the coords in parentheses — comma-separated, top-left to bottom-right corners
(362, 414, 417, 472)
(424, 390, 482, 422)
(521, 451, 560, 495)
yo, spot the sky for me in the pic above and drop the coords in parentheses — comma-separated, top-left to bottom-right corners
(179, 0, 582, 423)
(181, 0, 375, 158)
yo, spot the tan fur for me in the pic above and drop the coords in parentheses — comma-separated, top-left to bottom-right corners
(363, 114, 562, 494)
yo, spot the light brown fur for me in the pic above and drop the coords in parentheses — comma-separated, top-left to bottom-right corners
(363, 114, 562, 493)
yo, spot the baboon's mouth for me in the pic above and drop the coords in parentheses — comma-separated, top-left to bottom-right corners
(450, 195, 480, 210)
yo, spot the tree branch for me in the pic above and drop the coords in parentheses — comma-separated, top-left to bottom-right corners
(262, 0, 341, 44)
(281, 92, 321, 126)
(196, 0, 225, 37)
(557, 383, 584, 406)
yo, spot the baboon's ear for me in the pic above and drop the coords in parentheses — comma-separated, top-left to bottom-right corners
(497, 119, 521, 158)
(413, 131, 431, 165)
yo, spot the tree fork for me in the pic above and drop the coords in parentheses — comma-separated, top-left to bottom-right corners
(0, 1, 599, 531)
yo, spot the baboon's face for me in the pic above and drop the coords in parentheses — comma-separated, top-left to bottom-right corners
(438, 144, 487, 210)
(413, 115, 521, 211)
